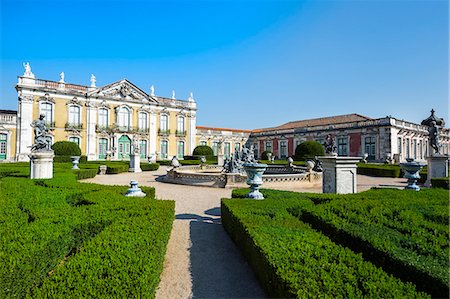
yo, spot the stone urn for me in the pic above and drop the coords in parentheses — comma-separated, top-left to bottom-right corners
(400, 158, 425, 191)
(125, 180, 146, 197)
(243, 163, 267, 199)
(70, 156, 80, 170)
(200, 155, 207, 170)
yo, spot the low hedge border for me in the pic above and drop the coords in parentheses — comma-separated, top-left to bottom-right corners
(74, 169, 98, 180)
(221, 198, 428, 298)
(140, 163, 160, 171)
(431, 178, 449, 189)
(357, 163, 401, 177)
(53, 155, 87, 163)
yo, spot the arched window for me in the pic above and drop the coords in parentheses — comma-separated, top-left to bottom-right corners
(40, 102, 53, 125)
(177, 141, 185, 159)
(160, 140, 168, 159)
(177, 116, 185, 133)
(160, 114, 169, 132)
(98, 108, 108, 128)
(140, 140, 147, 158)
(118, 107, 130, 130)
(68, 105, 81, 126)
(139, 112, 148, 131)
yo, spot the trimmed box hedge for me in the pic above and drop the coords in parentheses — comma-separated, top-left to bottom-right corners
(431, 177, 449, 189)
(140, 163, 160, 171)
(0, 163, 173, 298)
(357, 163, 402, 177)
(222, 196, 429, 298)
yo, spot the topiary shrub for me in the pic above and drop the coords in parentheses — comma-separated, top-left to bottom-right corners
(52, 141, 82, 156)
(193, 145, 214, 156)
(261, 151, 273, 160)
(294, 141, 324, 161)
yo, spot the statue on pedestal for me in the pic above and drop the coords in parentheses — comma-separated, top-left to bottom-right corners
(30, 114, 51, 152)
(421, 109, 445, 155)
(323, 134, 337, 155)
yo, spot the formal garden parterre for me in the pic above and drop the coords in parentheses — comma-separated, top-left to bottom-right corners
(0, 162, 173, 298)
(223, 188, 449, 298)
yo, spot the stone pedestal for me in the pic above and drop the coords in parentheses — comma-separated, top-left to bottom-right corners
(243, 163, 267, 199)
(125, 180, 146, 197)
(129, 153, 142, 173)
(318, 156, 360, 194)
(425, 155, 449, 187)
(29, 151, 54, 179)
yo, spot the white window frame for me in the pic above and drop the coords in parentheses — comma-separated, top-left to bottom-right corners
(177, 116, 185, 133)
(160, 140, 169, 159)
(138, 112, 148, 130)
(177, 141, 185, 159)
(68, 136, 80, 146)
(160, 114, 169, 131)
(279, 140, 287, 158)
(68, 105, 81, 126)
(40, 102, 54, 125)
(98, 108, 109, 128)
(117, 106, 131, 130)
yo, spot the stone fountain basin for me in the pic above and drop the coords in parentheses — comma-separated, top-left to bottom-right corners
(164, 164, 322, 188)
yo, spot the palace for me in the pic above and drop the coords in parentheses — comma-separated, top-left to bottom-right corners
(1, 64, 448, 163)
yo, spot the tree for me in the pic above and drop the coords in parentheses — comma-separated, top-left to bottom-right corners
(294, 141, 324, 161)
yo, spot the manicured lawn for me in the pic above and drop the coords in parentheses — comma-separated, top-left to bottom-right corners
(223, 188, 449, 298)
(0, 163, 174, 298)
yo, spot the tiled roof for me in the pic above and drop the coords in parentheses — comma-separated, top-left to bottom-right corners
(196, 126, 252, 133)
(0, 109, 17, 115)
(253, 114, 372, 132)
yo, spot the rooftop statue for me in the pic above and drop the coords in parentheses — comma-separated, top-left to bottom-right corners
(59, 72, 65, 83)
(23, 62, 35, 78)
(90, 74, 96, 87)
(421, 109, 445, 155)
(30, 114, 52, 152)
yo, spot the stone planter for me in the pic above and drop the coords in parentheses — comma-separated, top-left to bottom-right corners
(70, 156, 80, 170)
(125, 180, 146, 197)
(400, 158, 425, 191)
(243, 163, 267, 199)
(99, 165, 107, 175)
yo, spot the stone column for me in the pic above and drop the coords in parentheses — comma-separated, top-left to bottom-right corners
(149, 110, 157, 161)
(17, 95, 34, 161)
(85, 102, 97, 161)
(129, 153, 142, 172)
(188, 111, 197, 155)
(318, 156, 361, 194)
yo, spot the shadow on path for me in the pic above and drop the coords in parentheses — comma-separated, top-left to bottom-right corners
(180, 211, 266, 299)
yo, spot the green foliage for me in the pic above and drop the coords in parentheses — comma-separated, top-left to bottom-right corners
(0, 163, 174, 298)
(288, 188, 449, 297)
(431, 177, 449, 189)
(192, 145, 214, 156)
(294, 141, 324, 161)
(222, 193, 429, 298)
(74, 168, 98, 180)
(261, 150, 272, 160)
(52, 141, 82, 156)
(357, 163, 402, 177)
(140, 163, 160, 171)
(106, 164, 130, 174)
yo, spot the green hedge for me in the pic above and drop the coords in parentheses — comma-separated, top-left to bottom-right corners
(357, 163, 402, 177)
(192, 145, 214, 156)
(431, 177, 449, 189)
(52, 141, 81, 156)
(74, 168, 98, 180)
(106, 164, 130, 174)
(294, 141, 324, 161)
(222, 196, 428, 298)
(0, 163, 173, 298)
(140, 163, 160, 171)
(289, 189, 449, 297)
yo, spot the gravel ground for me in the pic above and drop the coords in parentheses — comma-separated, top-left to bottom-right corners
(82, 167, 407, 299)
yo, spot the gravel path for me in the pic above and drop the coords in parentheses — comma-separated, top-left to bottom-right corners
(82, 167, 407, 299)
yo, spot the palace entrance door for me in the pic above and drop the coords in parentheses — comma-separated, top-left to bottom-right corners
(118, 135, 131, 159)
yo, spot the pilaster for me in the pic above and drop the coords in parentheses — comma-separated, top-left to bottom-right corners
(85, 101, 97, 161)
(17, 95, 34, 161)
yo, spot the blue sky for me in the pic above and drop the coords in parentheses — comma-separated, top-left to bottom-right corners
(0, 0, 448, 129)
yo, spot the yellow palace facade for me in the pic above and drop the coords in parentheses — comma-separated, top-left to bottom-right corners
(15, 65, 197, 161)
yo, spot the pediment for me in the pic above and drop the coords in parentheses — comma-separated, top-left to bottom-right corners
(88, 79, 157, 103)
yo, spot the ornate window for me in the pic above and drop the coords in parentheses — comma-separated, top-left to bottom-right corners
(98, 138, 108, 159)
(160, 140, 168, 159)
(406, 138, 410, 158)
(177, 116, 185, 134)
(337, 137, 348, 156)
(212, 141, 219, 155)
(160, 114, 169, 131)
(200, 140, 207, 146)
(117, 107, 131, 130)
(177, 141, 185, 159)
(140, 140, 147, 158)
(0, 133, 7, 160)
(234, 142, 241, 151)
(253, 143, 259, 159)
(365, 136, 376, 160)
(224, 142, 231, 158)
(138, 112, 148, 132)
(98, 108, 108, 128)
(397, 137, 402, 155)
(40, 102, 53, 125)
(69, 136, 80, 146)
(279, 140, 287, 158)
(68, 105, 81, 126)
(265, 141, 272, 152)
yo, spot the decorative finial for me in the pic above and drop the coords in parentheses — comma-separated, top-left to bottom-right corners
(172, 90, 176, 99)
(150, 85, 155, 96)
(431, 108, 435, 115)
(59, 72, 65, 83)
(23, 62, 35, 78)
(90, 74, 96, 87)
(188, 91, 194, 102)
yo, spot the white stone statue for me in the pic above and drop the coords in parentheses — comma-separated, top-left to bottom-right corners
(23, 62, 35, 78)
(172, 90, 176, 99)
(90, 74, 96, 87)
(188, 92, 194, 102)
(59, 72, 65, 83)
(150, 85, 155, 96)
